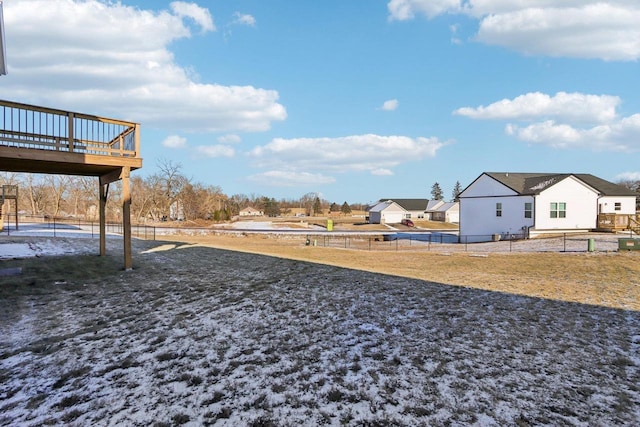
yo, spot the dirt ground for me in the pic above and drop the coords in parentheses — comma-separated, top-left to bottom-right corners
(0, 236, 639, 426)
(160, 233, 640, 311)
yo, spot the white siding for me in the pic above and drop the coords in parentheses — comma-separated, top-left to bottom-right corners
(460, 195, 534, 241)
(535, 177, 598, 230)
(380, 206, 405, 224)
(445, 203, 460, 223)
(460, 174, 518, 198)
(598, 196, 636, 214)
(369, 202, 406, 224)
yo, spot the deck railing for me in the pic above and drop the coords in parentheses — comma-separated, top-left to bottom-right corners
(597, 213, 640, 231)
(0, 99, 140, 158)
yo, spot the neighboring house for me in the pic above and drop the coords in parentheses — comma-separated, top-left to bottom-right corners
(459, 172, 637, 242)
(368, 200, 407, 224)
(423, 200, 444, 220)
(239, 206, 263, 217)
(430, 202, 460, 223)
(379, 199, 430, 219)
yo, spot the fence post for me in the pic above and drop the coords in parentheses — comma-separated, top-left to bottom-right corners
(563, 233, 566, 252)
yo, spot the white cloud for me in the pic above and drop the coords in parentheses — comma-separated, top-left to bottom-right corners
(196, 145, 235, 158)
(0, 0, 286, 132)
(218, 134, 242, 144)
(505, 115, 640, 151)
(615, 171, 640, 182)
(170, 1, 215, 32)
(449, 24, 462, 44)
(379, 99, 399, 111)
(458, 92, 640, 151)
(371, 168, 394, 176)
(247, 171, 336, 187)
(232, 12, 256, 27)
(248, 134, 447, 175)
(388, 1, 640, 61)
(388, 0, 461, 20)
(162, 135, 187, 148)
(455, 92, 620, 123)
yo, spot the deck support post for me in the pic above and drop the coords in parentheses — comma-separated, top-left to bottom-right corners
(99, 180, 107, 256)
(121, 167, 132, 270)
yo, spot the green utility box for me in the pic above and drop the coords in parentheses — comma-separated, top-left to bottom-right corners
(618, 238, 640, 251)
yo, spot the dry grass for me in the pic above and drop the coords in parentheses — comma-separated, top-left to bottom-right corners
(160, 233, 640, 311)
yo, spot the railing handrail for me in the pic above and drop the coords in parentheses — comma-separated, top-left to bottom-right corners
(0, 99, 140, 159)
(0, 99, 138, 127)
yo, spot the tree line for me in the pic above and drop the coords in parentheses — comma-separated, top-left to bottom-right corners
(3, 164, 638, 223)
(0, 161, 367, 223)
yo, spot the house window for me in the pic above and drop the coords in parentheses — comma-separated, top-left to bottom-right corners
(405, 214, 411, 219)
(550, 202, 566, 218)
(524, 202, 532, 218)
(615, 202, 621, 211)
(496, 202, 502, 217)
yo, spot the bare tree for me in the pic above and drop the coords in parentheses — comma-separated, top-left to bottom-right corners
(44, 175, 70, 217)
(66, 176, 95, 218)
(157, 159, 189, 220)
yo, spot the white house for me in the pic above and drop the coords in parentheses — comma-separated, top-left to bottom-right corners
(368, 200, 406, 224)
(239, 206, 263, 217)
(368, 199, 431, 224)
(430, 202, 460, 223)
(424, 200, 444, 220)
(389, 199, 430, 219)
(459, 172, 637, 242)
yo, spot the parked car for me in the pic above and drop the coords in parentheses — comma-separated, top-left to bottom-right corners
(401, 219, 414, 227)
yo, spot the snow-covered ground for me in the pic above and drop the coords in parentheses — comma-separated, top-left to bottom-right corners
(0, 236, 639, 426)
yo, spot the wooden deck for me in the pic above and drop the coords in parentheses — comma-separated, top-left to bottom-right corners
(0, 99, 143, 269)
(0, 100, 141, 182)
(597, 213, 640, 233)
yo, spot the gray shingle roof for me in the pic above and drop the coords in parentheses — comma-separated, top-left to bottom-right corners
(484, 172, 636, 196)
(379, 198, 429, 211)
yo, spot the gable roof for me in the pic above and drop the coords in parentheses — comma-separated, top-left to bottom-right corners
(483, 172, 636, 197)
(369, 200, 403, 213)
(379, 198, 429, 211)
(434, 202, 458, 212)
(425, 200, 445, 212)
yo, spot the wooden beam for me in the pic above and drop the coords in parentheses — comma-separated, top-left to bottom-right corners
(122, 167, 132, 270)
(100, 168, 126, 186)
(99, 180, 107, 257)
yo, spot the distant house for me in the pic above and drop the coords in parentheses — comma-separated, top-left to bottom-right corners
(423, 200, 444, 220)
(459, 172, 637, 242)
(368, 200, 406, 224)
(239, 206, 263, 217)
(384, 199, 430, 219)
(430, 202, 460, 223)
(368, 199, 430, 224)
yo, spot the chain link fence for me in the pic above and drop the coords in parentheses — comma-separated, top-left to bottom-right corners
(3, 218, 638, 253)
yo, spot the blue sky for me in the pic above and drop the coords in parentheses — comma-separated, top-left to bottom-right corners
(2, 0, 640, 205)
